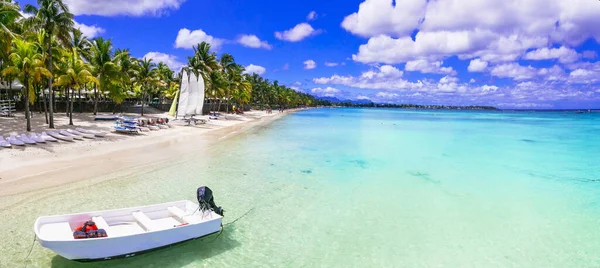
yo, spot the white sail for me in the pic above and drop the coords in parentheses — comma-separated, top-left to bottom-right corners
(195, 73, 205, 115)
(176, 72, 189, 117)
(186, 72, 199, 115)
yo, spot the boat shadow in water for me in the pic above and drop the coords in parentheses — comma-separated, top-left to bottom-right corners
(50, 230, 240, 267)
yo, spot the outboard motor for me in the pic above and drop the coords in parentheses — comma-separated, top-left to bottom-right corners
(197, 186, 224, 216)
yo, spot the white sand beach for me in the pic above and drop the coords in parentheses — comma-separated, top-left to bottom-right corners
(0, 110, 293, 197)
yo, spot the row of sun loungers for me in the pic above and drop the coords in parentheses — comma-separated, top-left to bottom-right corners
(114, 117, 172, 134)
(0, 128, 107, 149)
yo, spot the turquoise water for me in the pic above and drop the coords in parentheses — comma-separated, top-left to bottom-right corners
(2, 108, 600, 267)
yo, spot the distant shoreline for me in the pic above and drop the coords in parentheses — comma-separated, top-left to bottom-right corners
(324, 106, 599, 112)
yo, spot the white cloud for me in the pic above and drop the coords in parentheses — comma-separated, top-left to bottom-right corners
(243, 64, 266, 75)
(304, 60, 317, 70)
(311, 87, 341, 97)
(467, 59, 488, 72)
(282, 63, 290, 70)
(64, 0, 186, 16)
(307, 11, 318, 21)
(143, 52, 184, 70)
(341, 0, 428, 37)
(357, 95, 371, 100)
(405, 59, 456, 75)
(324, 62, 339, 67)
(275, 23, 320, 42)
(237, 35, 272, 49)
(523, 46, 579, 63)
(376, 92, 399, 99)
(346, 0, 600, 65)
(490, 63, 538, 80)
(73, 21, 105, 38)
(174, 28, 224, 50)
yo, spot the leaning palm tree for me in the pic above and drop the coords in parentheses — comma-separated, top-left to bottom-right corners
(55, 48, 98, 125)
(25, 0, 74, 128)
(134, 57, 157, 116)
(89, 37, 122, 115)
(2, 39, 51, 131)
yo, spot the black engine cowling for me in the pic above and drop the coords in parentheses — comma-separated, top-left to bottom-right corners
(197, 186, 224, 216)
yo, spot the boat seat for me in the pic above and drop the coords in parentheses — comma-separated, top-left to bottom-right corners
(132, 211, 156, 232)
(168, 206, 187, 223)
(92, 216, 110, 236)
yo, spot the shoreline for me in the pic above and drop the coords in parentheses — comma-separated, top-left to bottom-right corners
(0, 110, 298, 197)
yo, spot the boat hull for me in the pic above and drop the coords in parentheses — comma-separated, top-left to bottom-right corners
(35, 200, 222, 261)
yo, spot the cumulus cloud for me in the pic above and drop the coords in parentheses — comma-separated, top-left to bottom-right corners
(311, 87, 341, 97)
(143, 52, 184, 70)
(376, 92, 400, 99)
(405, 59, 456, 75)
(490, 63, 539, 80)
(347, 0, 600, 64)
(467, 59, 488, 72)
(304, 60, 317, 70)
(237, 35, 272, 49)
(307, 11, 318, 21)
(174, 28, 224, 49)
(243, 64, 266, 75)
(74, 21, 105, 38)
(582, 51, 598, 59)
(523, 46, 579, 63)
(64, 0, 186, 16)
(275, 23, 320, 42)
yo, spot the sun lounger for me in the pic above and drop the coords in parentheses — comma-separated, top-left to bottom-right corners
(0, 136, 12, 148)
(7, 135, 25, 146)
(59, 130, 83, 140)
(15, 134, 36, 145)
(76, 128, 107, 137)
(67, 129, 95, 139)
(28, 133, 46, 143)
(39, 132, 58, 142)
(45, 131, 74, 142)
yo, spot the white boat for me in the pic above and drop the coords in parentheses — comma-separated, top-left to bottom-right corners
(39, 132, 58, 142)
(28, 133, 46, 143)
(45, 131, 74, 142)
(34, 187, 224, 262)
(76, 128, 107, 137)
(67, 129, 95, 139)
(148, 125, 160, 131)
(157, 124, 169, 129)
(59, 130, 83, 140)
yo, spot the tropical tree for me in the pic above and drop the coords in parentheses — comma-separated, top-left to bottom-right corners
(2, 39, 51, 131)
(134, 57, 156, 116)
(55, 48, 98, 125)
(89, 37, 122, 114)
(25, 0, 74, 128)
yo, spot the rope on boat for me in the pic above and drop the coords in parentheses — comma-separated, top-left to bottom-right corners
(23, 235, 36, 268)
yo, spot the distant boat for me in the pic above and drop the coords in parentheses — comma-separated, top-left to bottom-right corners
(6, 135, 25, 146)
(16, 134, 37, 144)
(175, 70, 205, 119)
(0, 136, 12, 148)
(34, 187, 224, 261)
(59, 130, 83, 140)
(67, 129, 95, 139)
(76, 128, 107, 138)
(28, 133, 46, 143)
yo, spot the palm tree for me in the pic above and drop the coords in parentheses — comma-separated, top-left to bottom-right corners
(187, 42, 218, 112)
(89, 37, 122, 115)
(134, 57, 156, 116)
(0, 0, 21, 103)
(25, 0, 74, 128)
(55, 48, 98, 125)
(2, 39, 51, 131)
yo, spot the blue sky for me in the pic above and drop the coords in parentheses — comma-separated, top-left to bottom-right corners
(20, 0, 600, 109)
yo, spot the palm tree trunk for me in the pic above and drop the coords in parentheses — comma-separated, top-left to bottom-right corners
(42, 88, 48, 124)
(24, 76, 31, 132)
(69, 89, 74, 125)
(141, 92, 145, 116)
(78, 88, 82, 113)
(47, 38, 55, 129)
(65, 88, 69, 116)
(94, 85, 98, 115)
